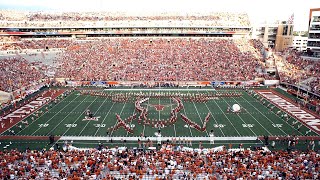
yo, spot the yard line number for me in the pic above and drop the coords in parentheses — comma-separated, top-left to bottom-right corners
(213, 124, 226, 128)
(272, 124, 283, 128)
(65, 124, 77, 128)
(242, 124, 254, 128)
(38, 124, 49, 128)
(93, 124, 106, 128)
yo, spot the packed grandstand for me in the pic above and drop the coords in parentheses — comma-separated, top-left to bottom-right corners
(0, 10, 320, 179)
(0, 10, 250, 27)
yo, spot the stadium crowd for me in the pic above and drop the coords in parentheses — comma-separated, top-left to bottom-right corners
(277, 50, 320, 94)
(55, 38, 265, 81)
(0, 38, 73, 51)
(0, 10, 250, 27)
(0, 36, 317, 96)
(0, 57, 45, 92)
(1, 9, 320, 180)
(0, 144, 319, 179)
(0, 36, 20, 43)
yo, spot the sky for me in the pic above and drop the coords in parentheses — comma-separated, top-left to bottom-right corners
(0, 0, 320, 31)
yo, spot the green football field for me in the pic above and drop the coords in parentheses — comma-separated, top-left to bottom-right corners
(0, 87, 319, 150)
(1, 88, 319, 150)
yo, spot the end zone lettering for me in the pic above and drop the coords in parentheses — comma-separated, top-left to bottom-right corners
(258, 91, 320, 133)
(3, 97, 51, 119)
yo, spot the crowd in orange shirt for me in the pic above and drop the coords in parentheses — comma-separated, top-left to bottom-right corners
(0, 143, 319, 179)
(0, 57, 45, 92)
(0, 38, 73, 51)
(0, 10, 250, 28)
(277, 50, 320, 95)
(55, 38, 266, 82)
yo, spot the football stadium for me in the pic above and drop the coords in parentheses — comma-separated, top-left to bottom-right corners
(0, 1, 320, 179)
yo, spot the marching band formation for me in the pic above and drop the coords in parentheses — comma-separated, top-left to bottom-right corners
(107, 114, 136, 134)
(80, 90, 242, 133)
(81, 90, 242, 102)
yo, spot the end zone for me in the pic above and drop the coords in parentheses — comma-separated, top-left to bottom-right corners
(256, 90, 320, 135)
(0, 89, 66, 134)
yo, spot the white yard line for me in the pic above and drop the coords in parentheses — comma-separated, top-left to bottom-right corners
(92, 91, 118, 136)
(125, 108, 137, 137)
(246, 92, 305, 135)
(13, 91, 75, 135)
(272, 113, 306, 135)
(142, 121, 146, 137)
(77, 97, 108, 136)
(200, 90, 225, 136)
(57, 97, 98, 136)
(191, 93, 209, 136)
(220, 96, 257, 136)
(53, 141, 261, 145)
(158, 89, 161, 131)
(182, 90, 194, 137)
(231, 96, 272, 136)
(142, 90, 152, 136)
(125, 96, 137, 137)
(169, 94, 177, 137)
(240, 93, 299, 135)
(93, 102, 116, 136)
(209, 92, 241, 136)
(42, 96, 91, 136)
(30, 93, 84, 135)
(109, 101, 127, 137)
(59, 136, 258, 141)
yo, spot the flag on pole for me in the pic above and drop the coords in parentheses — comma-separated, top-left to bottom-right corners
(287, 13, 294, 24)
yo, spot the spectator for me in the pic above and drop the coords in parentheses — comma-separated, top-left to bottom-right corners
(55, 38, 265, 82)
(0, 143, 319, 179)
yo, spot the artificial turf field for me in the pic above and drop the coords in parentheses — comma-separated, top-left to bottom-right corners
(1, 87, 319, 150)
